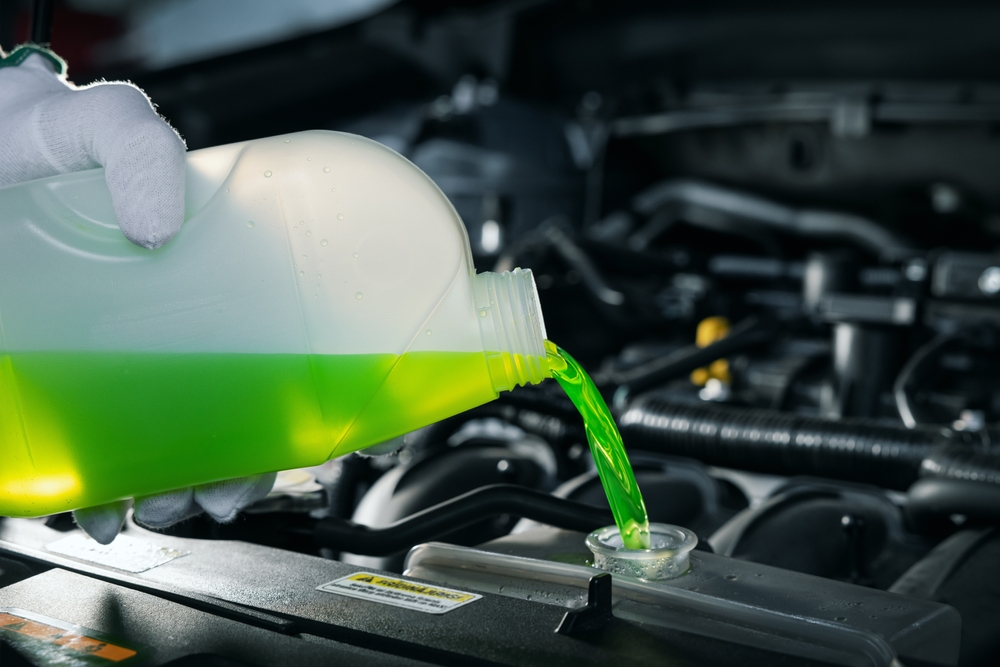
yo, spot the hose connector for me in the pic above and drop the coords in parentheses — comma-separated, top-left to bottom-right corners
(474, 268, 548, 392)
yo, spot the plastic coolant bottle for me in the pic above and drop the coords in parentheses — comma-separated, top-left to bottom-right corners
(0, 130, 548, 517)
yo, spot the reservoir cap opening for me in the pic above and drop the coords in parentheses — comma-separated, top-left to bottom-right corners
(586, 523, 698, 580)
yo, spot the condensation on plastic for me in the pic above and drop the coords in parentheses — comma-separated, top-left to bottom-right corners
(0, 130, 545, 375)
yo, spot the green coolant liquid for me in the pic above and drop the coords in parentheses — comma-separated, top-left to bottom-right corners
(1, 339, 651, 548)
(545, 340, 651, 550)
(0, 351, 501, 517)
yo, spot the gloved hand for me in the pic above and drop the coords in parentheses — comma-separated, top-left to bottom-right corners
(74, 474, 278, 545)
(0, 46, 183, 248)
(0, 46, 276, 543)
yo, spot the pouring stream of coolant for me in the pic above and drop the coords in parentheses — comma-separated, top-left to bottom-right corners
(545, 340, 651, 550)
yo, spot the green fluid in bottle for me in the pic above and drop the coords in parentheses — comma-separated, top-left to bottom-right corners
(0, 350, 504, 517)
(1, 337, 647, 546)
(545, 340, 651, 550)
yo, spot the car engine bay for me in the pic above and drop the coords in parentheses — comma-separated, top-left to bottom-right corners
(1, 2, 999, 666)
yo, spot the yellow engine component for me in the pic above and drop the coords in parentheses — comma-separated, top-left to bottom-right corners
(690, 316, 732, 386)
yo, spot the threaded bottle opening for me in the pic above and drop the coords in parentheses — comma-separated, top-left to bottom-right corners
(473, 268, 548, 393)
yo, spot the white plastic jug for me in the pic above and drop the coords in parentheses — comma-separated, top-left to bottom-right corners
(0, 130, 548, 517)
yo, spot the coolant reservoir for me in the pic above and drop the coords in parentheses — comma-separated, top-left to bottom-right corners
(0, 130, 548, 517)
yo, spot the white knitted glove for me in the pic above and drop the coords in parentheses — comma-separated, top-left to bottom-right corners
(0, 46, 184, 248)
(73, 473, 278, 544)
(0, 47, 277, 543)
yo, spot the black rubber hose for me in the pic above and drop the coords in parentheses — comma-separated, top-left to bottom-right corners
(609, 314, 777, 398)
(921, 445, 1000, 486)
(906, 478, 1000, 530)
(619, 398, 941, 489)
(631, 179, 916, 256)
(313, 484, 614, 556)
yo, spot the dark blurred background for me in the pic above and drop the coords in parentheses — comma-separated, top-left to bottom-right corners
(7, 1, 1000, 147)
(4, 0, 1000, 364)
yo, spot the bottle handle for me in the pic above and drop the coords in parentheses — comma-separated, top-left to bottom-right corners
(184, 140, 250, 220)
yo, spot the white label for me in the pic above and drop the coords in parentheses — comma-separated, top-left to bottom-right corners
(317, 572, 481, 614)
(46, 534, 188, 573)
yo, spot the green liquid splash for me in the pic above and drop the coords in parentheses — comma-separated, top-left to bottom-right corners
(545, 340, 651, 550)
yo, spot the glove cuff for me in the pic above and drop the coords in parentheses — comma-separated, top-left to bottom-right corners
(0, 44, 66, 76)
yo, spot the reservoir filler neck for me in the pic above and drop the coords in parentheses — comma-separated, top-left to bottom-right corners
(474, 268, 548, 393)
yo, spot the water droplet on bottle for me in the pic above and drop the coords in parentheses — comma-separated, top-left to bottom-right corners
(353, 252, 359, 258)
(317, 273, 321, 279)
(355, 292, 364, 300)
(323, 166, 330, 173)
(283, 138, 290, 143)
(307, 157, 312, 161)
(264, 170, 272, 178)
(306, 230, 312, 236)
(337, 213, 345, 220)
(320, 239, 329, 247)
(293, 226, 298, 231)
(425, 329, 432, 336)
(299, 271, 304, 277)
(479, 309, 487, 317)
(246, 221, 254, 228)
(225, 188, 230, 193)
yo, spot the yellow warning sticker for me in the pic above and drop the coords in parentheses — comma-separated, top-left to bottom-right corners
(317, 572, 481, 614)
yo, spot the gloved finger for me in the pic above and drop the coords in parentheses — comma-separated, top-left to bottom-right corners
(194, 472, 277, 523)
(73, 499, 130, 545)
(36, 83, 186, 249)
(356, 435, 405, 457)
(133, 487, 200, 529)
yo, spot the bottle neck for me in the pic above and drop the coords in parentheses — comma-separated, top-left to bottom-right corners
(473, 268, 549, 393)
